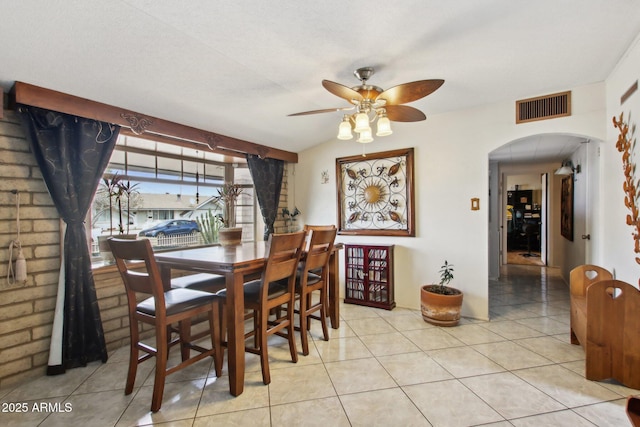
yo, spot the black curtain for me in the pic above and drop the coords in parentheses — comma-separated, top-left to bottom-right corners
(19, 105, 119, 374)
(246, 154, 284, 240)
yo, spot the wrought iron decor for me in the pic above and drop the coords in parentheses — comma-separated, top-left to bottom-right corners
(336, 147, 415, 236)
(613, 112, 640, 284)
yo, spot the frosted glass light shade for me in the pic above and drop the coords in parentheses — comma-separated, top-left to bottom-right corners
(357, 128, 373, 143)
(354, 112, 370, 133)
(376, 116, 393, 136)
(337, 119, 353, 140)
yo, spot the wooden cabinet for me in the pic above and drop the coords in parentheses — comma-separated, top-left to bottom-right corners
(344, 244, 395, 310)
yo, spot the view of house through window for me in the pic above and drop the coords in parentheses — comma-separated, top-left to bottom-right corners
(90, 134, 256, 263)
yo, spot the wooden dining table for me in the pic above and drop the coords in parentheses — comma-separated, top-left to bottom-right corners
(154, 241, 343, 396)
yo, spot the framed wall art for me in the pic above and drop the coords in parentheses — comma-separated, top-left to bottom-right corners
(335, 147, 415, 236)
(560, 175, 574, 241)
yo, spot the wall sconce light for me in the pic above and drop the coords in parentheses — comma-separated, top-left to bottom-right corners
(555, 160, 581, 176)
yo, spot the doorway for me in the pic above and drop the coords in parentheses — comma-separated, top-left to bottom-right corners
(505, 174, 545, 266)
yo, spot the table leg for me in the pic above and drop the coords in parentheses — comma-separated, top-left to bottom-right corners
(328, 251, 340, 329)
(225, 272, 245, 396)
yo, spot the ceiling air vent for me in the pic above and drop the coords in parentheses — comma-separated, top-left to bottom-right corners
(516, 91, 571, 124)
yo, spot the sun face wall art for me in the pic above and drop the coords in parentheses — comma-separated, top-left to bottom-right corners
(335, 147, 415, 236)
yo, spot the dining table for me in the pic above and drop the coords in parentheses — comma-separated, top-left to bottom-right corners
(154, 240, 343, 396)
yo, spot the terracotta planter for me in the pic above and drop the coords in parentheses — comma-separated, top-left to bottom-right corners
(218, 227, 242, 246)
(420, 284, 463, 326)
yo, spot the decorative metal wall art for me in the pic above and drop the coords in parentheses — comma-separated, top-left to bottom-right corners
(613, 112, 640, 282)
(336, 148, 415, 236)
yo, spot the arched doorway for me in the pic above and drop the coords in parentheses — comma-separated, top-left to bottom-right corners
(489, 133, 597, 280)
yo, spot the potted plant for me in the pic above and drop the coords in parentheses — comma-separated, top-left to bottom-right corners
(282, 206, 301, 232)
(196, 209, 223, 244)
(214, 182, 243, 246)
(420, 260, 463, 326)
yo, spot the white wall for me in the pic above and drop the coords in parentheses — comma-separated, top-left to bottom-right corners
(601, 34, 640, 286)
(297, 82, 607, 320)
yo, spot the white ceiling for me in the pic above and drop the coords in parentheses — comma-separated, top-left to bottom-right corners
(2, 1, 639, 164)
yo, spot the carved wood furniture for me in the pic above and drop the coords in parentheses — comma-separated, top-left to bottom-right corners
(154, 240, 343, 396)
(108, 238, 223, 412)
(570, 265, 640, 389)
(217, 231, 306, 385)
(295, 227, 337, 355)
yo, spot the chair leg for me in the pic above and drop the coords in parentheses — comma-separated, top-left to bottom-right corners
(151, 323, 169, 412)
(299, 291, 310, 356)
(210, 301, 223, 377)
(179, 319, 191, 361)
(258, 308, 271, 385)
(319, 286, 329, 341)
(287, 301, 298, 364)
(125, 318, 139, 395)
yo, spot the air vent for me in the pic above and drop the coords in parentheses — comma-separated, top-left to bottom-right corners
(516, 91, 571, 124)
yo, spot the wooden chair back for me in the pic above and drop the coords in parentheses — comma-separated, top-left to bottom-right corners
(260, 231, 307, 303)
(303, 228, 337, 274)
(570, 264, 613, 297)
(108, 237, 166, 309)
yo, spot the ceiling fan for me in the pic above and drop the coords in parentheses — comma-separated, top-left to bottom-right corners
(289, 67, 444, 142)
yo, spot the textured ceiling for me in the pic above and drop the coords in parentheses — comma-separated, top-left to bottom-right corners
(1, 0, 639, 163)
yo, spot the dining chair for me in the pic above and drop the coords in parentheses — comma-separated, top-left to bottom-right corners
(217, 230, 307, 385)
(295, 227, 337, 355)
(108, 237, 223, 412)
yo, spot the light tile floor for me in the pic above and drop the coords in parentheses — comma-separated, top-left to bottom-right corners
(1, 264, 637, 426)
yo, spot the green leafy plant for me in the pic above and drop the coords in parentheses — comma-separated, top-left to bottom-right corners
(282, 206, 301, 230)
(196, 209, 223, 244)
(432, 260, 455, 295)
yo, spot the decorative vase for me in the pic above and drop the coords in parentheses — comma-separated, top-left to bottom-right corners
(420, 285, 463, 327)
(218, 227, 242, 246)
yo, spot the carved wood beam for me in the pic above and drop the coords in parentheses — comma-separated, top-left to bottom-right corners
(11, 82, 298, 163)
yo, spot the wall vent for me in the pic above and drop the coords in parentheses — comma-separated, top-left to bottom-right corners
(516, 91, 571, 124)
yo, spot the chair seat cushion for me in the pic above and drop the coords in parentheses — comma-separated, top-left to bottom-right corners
(137, 288, 220, 316)
(171, 273, 225, 293)
(217, 279, 288, 304)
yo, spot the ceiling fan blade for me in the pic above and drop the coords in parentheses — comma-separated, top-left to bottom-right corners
(322, 80, 364, 103)
(384, 105, 427, 122)
(376, 79, 444, 105)
(288, 106, 354, 116)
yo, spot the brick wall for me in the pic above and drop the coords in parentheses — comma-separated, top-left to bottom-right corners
(0, 110, 60, 389)
(0, 109, 291, 390)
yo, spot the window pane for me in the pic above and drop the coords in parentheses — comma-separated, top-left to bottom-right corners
(91, 135, 256, 265)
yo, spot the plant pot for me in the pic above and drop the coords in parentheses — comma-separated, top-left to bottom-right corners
(420, 284, 463, 327)
(98, 234, 137, 264)
(218, 227, 242, 246)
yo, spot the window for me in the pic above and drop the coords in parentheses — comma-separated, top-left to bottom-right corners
(90, 134, 256, 263)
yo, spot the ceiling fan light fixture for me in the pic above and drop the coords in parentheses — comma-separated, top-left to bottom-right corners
(376, 114, 393, 136)
(357, 128, 373, 143)
(354, 112, 370, 133)
(337, 116, 353, 140)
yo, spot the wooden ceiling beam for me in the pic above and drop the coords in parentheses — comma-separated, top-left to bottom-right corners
(11, 82, 297, 163)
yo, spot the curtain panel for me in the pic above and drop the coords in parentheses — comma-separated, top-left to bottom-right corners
(19, 105, 119, 374)
(246, 155, 284, 240)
